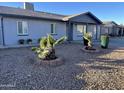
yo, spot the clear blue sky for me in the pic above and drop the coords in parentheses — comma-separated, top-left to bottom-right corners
(0, 2, 124, 24)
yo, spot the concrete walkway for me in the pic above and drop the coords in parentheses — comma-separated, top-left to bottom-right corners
(93, 37, 124, 48)
(109, 37, 124, 47)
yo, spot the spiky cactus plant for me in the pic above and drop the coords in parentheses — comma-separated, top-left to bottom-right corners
(32, 34, 66, 60)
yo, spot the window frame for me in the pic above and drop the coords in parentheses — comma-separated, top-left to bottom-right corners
(17, 21, 28, 36)
(76, 24, 86, 36)
(50, 23, 57, 35)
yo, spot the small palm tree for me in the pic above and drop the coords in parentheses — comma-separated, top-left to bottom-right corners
(32, 34, 66, 60)
(83, 32, 92, 47)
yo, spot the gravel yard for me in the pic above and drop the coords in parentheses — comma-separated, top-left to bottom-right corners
(0, 38, 124, 90)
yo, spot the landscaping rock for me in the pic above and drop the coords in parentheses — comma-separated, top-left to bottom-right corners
(0, 41, 124, 89)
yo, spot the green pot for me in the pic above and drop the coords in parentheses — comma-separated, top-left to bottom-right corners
(100, 35, 109, 49)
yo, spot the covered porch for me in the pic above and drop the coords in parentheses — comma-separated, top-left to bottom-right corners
(118, 25, 124, 36)
(64, 12, 102, 41)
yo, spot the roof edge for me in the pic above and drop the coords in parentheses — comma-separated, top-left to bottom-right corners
(62, 12, 103, 24)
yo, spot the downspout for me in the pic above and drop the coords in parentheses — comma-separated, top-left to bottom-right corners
(1, 17, 5, 46)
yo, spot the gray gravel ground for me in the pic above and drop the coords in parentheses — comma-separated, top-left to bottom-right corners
(0, 43, 86, 90)
(0, 38, 124, 90)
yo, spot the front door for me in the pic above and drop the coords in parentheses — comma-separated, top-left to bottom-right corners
(73, 24, 86, 40)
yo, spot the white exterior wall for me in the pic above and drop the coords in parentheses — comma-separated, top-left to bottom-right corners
(3, 17, 66, 45)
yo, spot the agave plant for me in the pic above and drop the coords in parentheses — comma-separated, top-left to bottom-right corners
(83, 32, 92, 47)
(32, 34, 66, 60)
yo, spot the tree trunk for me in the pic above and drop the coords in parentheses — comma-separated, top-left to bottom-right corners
(45, 47, 56, 60)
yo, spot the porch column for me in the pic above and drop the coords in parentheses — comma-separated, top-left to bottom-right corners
(95, 25, 98, 40)
(121, 28, 123, 36)
(96, 25, 101, 40)
(122, 28, 124, 36)
(0, 16, 2, 45)
(67, 21, 73, 41)
(116, 27, 119, 36)
(0, 16, 4, 46)
(86, 23, 88, 33)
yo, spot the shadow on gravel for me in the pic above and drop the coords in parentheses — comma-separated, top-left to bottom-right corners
(74, 40, 124, 89)
(0, 38, 124, 90)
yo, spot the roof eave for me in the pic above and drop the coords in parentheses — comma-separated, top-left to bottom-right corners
(0, 13, 65, 22)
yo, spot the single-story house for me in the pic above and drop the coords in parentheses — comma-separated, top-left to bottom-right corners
(0, 3, 102, 47)
(101, 21, 124, 36)
(118, 25, 124, 36)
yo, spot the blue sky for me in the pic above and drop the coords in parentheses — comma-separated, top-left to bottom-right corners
(0, 2, 124, 24)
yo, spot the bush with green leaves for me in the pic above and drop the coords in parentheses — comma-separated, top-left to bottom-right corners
(32, 34, 66, 60)
(83, 32, 92, 47)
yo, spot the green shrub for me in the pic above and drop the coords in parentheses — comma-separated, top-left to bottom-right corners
(32, 34, 66, 60)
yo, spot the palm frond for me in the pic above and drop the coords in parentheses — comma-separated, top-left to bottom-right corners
(40, 37, 47, 49)
(49, 34, 56, 46)
(47, 34, 56, 47)
(53, 36, 66, 47)
(31, 47, 37, 51)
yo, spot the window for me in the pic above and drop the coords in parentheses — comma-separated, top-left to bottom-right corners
(77, 25, 86, 35)
(51, 23, 56, 34)
(17, 21, 28, 35)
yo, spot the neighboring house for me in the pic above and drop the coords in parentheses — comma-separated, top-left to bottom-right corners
(118, 25, 124, 36)
(101, 21, 119, 36)
(0, 3, 102, 47)
(101, 21, 124, 36)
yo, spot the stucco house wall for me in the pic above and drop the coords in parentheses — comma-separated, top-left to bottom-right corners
(0, 4, 103, 47)
(3, 17, 66, 45)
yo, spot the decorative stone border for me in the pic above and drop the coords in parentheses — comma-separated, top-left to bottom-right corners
(38, 57, 64, 67)
(81, 47, 100, 53)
